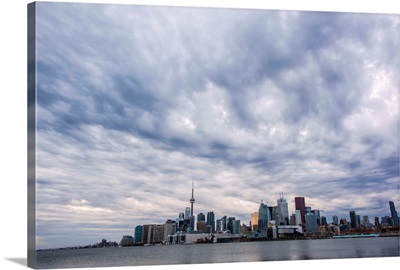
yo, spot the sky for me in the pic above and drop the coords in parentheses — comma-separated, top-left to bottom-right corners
(33, 2, 399, 249)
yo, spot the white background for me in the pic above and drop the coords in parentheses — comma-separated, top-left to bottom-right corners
(0, 0, 399, 270)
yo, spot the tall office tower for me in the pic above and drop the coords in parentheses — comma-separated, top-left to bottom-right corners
(142, 224, 151, 245)
(197, 213, 205, 222)
(306, 213, 318, 234)
(207, 211, 215, 233)
(216, 219, 222, 232)
(321, 216, 327, 225)
(251, 212, 259, 231)
(227, 217, 236, 233)
(305, 207, 311, 214)
(147, 224, 164, 244)
(349, 211, 357, 228)
(134, 225, 143, 244)
(295, 197, 306, 224)
(332, 215, 339, 225)
(258, 200, 271, 231)
(190, 180, 195, 217)
(277, 193, 289, 225)
(361, 216, 370, 226)
(389, 201, 399, 226)
(233, 220, 241, 234)
(189, 216, 195, 231)
(163, 220, 177, 243)
(356, 215, 361, 228)
(220, 215, 227, 231)
(184, 207, 190, 219)
(374, 217, 380, 228)
(295, 210, 302, 226)
(178, 212, 184, 220)
(311, 209, 320, 225)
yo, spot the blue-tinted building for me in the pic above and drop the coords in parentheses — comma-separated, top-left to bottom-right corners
(332, 215, 338, 225)
(305, 213, 318, 234)
(389, 201, 399, 227)
(349, 211, 357, 228)
(207, 211, 215, 233)
(258, 201, 271, 231)
(134, 225, 143, 243)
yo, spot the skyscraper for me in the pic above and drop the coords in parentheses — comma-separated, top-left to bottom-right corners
(227, 217, 235, 233)
(197, 212, 205, 222)
(295, 197, 306, 224)
(250, 212, 259, 231)
(258, 200, 271, 231)
(277, 193, 289, 225)
(389, 201, 399, 226)
(134, 225, 143, 244)
(207, 211, 215, 233)
(184, 207, 190, 219)
(349, 211, 357, 228)
(306, 213, 318, 234)
(332, 215, 339, 225)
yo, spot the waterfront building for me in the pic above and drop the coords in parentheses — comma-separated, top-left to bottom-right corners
(164, 220, 177, 243)
(179, 212, 184, 220)
(332, 215, 339, 225)
(207, 211, 215, 233)
(277, 193, 289, 225)
(389, 201, 399, 226)
(148, 224, 164, 244)
(340, 218, 348, 225)
(120, 235, 134, 247)
(305, 213, 318, 234)
(250, 212, 259, 231)
(197, 213, 205, 222)
(134, 225, 143, 244)
(277, 225, 303, 237)
(142, 224, 151, 244)
(258, 200, 271, 231)
(349, 211, 357, 228)
(295, 197, 306, 224)
(305, 206, 311, 214)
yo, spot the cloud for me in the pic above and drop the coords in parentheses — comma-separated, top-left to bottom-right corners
(34, 2, 399, 248)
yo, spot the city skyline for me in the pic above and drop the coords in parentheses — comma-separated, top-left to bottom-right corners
(132, 184, 398, 232)
(34, 2, 399, 249)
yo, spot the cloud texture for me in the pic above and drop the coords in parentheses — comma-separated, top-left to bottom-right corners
(34, 3, 399, 248)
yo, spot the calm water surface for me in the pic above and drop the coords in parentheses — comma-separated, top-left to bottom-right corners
(37, 237, 400, 269)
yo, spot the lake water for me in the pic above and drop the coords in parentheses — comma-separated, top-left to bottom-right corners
(36, 237, 399, 269)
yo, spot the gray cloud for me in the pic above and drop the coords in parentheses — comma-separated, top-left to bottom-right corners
(34, 3, 399, 248)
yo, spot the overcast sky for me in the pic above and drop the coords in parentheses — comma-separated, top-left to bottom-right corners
(34, 2, 398, 249)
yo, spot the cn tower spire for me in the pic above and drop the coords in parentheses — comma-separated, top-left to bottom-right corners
(190, 180, 195, 216)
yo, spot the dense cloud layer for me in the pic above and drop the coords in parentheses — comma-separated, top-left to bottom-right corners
(35, 3, 399, 248)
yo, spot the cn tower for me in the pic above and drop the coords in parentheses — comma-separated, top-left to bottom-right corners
(190, 180, 195, 216)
